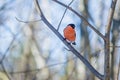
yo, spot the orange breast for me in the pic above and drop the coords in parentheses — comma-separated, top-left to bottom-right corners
(63, 26, 76, 41)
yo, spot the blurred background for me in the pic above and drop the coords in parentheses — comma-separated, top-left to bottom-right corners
(0, 0, 120, 80)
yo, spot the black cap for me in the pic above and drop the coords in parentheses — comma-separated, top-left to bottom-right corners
(68, 24, 75, 29)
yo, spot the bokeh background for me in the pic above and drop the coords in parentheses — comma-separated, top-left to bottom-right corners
(0, 0, 120, 80)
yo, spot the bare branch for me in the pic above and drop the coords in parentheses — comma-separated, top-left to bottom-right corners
(57, 0, 74, 31)
(52, 0, 106, 40)
(34, 0, 104, 79)
(0, 37, 15, 64)
(106, 0, 118, 34)
(104, 0, 118, 80)
(15, 17, 42, 23)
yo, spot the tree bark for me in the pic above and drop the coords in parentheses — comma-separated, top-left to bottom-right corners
(104, 0, 118, 80)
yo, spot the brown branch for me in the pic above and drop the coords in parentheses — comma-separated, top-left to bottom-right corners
(104, 0, 118, 80)
(52, 0, 106, 40)
(34, 0, 103, 79)
(106, 0, 118, 34)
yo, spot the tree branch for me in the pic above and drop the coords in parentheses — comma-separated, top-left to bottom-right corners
(52, 0, 106, 40)
(0, 37, 15, 64)
(15, 17, 42, 23)
(104, 0, 118, 80)
(106, 0, 118, 34)
(57, 0, 74, 31)
(34, 0, 104, 79)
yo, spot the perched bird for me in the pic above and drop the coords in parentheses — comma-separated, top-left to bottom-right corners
(63, 24, 76, 45)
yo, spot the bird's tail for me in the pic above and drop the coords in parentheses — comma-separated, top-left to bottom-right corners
(72, 42, 76, 45)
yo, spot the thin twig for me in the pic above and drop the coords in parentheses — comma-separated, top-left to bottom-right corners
(57, 0, 74, 31)
(0, 37, 15, 64)
(106, 0, 118, 34)
(64, 47, 71, 51)
(15, 17, 42, 23)
(34, 0, 104, 79)
(52, 0, 106, 40)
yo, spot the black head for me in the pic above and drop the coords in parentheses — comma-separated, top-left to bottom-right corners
(68, 24, 75, 29)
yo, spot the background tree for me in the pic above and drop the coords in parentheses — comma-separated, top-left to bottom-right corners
(0, 0, 120, 80)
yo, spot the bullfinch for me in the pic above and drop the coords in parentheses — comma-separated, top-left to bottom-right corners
(63, 24, 76, 45)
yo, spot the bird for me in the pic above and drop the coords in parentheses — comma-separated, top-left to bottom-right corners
(63, 24, 76, 45)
